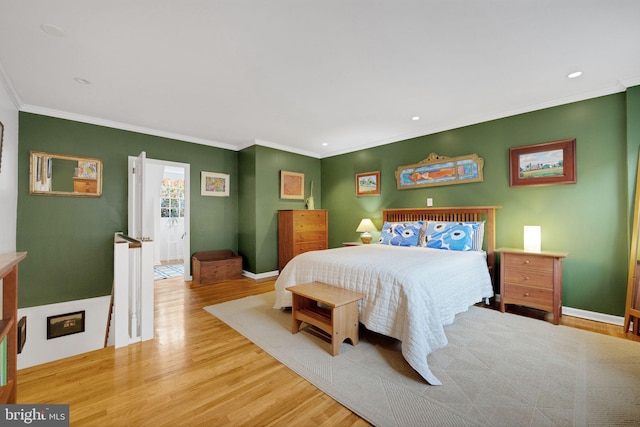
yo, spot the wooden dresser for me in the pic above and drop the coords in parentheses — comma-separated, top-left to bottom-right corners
(278, 210, 328, 271)
(73, 177, 98, 193)
(497, 248, 568, 325)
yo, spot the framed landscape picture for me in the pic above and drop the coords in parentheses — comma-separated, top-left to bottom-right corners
(356, 171, 380, 196)
(509, 138, 577, 187)
(47, 311, 85, 339)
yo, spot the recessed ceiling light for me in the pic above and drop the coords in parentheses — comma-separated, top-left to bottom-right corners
(567, 71, 582, 79)
(322, 143, 328, 146)
(411, 116, 420, 121)
(41, 24, 65, 37)
(74, 77, 91, 85)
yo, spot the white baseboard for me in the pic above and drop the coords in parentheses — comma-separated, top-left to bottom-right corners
(495, 294, 624, 326)
(242, 270, 279, 280)
(562, 306, 624, 326)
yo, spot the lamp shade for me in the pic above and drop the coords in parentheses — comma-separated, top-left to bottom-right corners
(524, 225, 541, 252)
(356, 218, 377, 233)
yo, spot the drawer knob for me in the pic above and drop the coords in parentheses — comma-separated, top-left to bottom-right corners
(524, 276, 530, 280)
(524, 293, 530, 297)
(524, 260, 530, 264)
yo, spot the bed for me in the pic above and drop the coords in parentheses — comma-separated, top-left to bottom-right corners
(273, 206, 500, 385)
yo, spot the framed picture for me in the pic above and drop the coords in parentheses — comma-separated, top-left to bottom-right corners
(201, 171, 230, 197)
(509, 138, 577, 187)
(280, 170, 304, 199)
(47, 311, 85, 339)
(17, 316, 26, 354)
(356, 171, 381, 196)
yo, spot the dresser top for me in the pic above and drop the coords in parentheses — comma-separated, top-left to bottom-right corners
(496, 247, 568, 258)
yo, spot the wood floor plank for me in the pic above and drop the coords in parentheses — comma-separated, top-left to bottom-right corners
(18, 275, 640, 426)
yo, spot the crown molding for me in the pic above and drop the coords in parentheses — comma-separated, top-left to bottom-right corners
(0, 60, 22, 109)
(321, 83, 629, 158)
(19, 104, 240, 151)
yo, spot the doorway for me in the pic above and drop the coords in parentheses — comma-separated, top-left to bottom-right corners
(128, 154, 191, 281)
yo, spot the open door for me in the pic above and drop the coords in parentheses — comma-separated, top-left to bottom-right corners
(128, 151, 148, 240)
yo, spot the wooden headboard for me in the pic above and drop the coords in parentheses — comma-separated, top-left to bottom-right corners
(382, 206, 501, 277)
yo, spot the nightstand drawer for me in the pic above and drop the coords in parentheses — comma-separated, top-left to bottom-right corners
(503, 269, 553, 289)
(503, 253, 553, 271)
(503, 284, 553, 312)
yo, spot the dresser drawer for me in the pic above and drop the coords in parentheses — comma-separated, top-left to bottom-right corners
(294, 231, 327, 243)
(503, 284, 553, 312)
(503, 253, 553, 271)
(294, 211, 327, 225)
(503, 268, 553, 289)
(294, 242, 327, 255)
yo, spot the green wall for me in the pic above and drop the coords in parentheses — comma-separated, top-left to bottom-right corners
(16, 88, 640, 317)
(238, 145, 321, 273)
(322, 93, 629, 316)
(17, 113, 238, 308)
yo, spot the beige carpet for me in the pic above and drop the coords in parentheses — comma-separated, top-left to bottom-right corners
(205, 292, 640, 427)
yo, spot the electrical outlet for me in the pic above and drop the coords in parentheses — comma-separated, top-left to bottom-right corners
(427, 198, 433, 207)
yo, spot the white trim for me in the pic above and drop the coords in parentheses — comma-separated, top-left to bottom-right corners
(620, 74, 640, 89)
(242, 270, 279, 281)
(252, 139, 322, 159)
(562, 306, 624, 326)
(321, 84, 628, 158)
(19, 104, 239, 151)
(0, 59, 22, 109)
(15, 82, 635, 160)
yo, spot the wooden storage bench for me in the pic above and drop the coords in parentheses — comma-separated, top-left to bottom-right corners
(192, 250, 243, 284)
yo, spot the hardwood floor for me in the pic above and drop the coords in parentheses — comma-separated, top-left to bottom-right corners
(18, 277, 640, 426)
(18, 277, 369, 426)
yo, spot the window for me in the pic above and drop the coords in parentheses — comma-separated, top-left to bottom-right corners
(160, 179, 185, 218)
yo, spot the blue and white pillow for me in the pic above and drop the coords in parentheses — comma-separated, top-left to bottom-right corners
(378, 221, 424, 247)
(425, 221, 482, 251)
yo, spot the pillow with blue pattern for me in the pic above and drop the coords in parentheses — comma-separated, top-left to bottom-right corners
(425, 221, 481, 251)
(378, 221, 424, 247)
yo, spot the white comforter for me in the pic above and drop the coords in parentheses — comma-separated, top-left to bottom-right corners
(273, 244, 494, 385)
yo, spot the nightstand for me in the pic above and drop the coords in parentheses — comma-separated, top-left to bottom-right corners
(496, 248, 568, 325)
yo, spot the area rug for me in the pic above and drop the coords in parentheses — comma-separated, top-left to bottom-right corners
(153, 264, 184, 280)
(205, 292, 640, 427)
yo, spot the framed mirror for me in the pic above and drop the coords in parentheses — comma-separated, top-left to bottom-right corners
(29, 151, 103, 197)
(624, 151, 640, 334)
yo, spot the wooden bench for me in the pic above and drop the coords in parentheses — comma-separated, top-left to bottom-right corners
(286, 281, 365, 356)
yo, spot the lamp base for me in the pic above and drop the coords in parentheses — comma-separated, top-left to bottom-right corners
(360, 233, 372, 244)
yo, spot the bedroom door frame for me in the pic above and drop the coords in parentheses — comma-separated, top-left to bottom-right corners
(128, 154, 192, 281)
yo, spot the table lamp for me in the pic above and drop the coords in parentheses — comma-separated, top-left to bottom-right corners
(524, 225, 541, 252)
(356, 218, 377, 244)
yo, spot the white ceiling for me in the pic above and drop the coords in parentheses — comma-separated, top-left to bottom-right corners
(1, 1, 639, 158)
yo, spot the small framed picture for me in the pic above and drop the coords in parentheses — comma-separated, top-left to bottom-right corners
(201, 171, 230, 197)
(356, 171, 380, 196)
(280, 170, 304, 199)
(47, 311, 85, 339)
(509, 138, 577, 187)
(17, 316, 26, 354)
